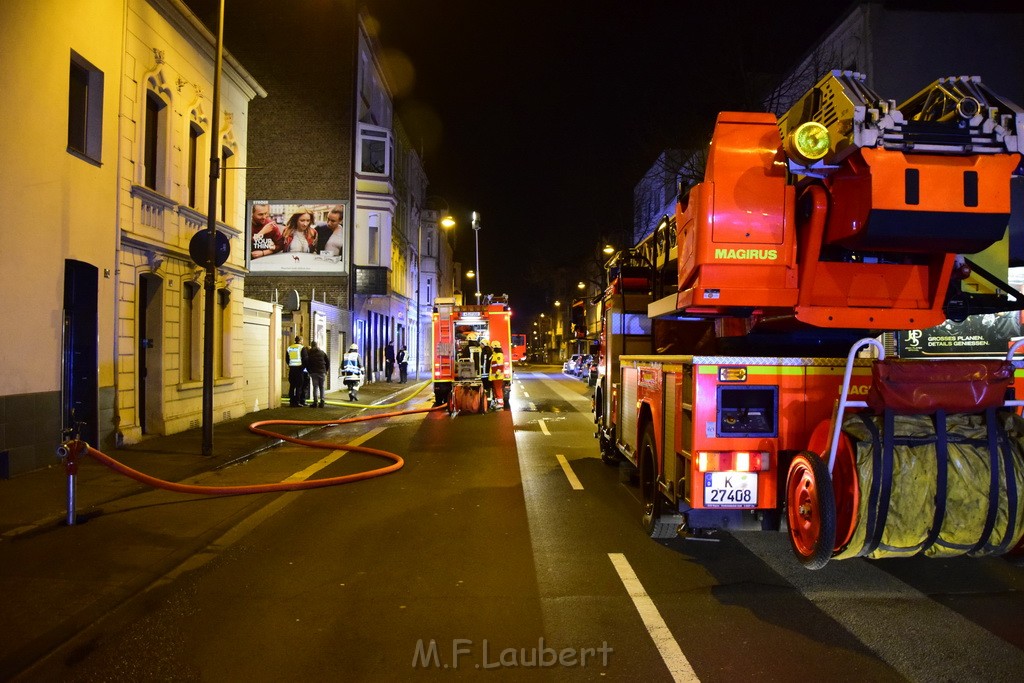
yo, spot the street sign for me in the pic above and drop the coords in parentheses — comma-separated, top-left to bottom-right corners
(189, 230, 230, 268)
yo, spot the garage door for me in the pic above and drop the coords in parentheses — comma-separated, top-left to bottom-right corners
(243, 309, 271, 413)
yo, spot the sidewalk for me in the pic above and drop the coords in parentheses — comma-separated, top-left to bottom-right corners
(0, 378, 434, 679)
(0, 379, 430, 537)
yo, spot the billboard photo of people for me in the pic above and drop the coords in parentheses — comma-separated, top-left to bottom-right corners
(248, 200, 349, 275)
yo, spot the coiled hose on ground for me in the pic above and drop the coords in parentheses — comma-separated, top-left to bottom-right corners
(62, 382, 445, 496)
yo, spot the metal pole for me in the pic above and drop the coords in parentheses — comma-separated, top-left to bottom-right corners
(58, 439, 80, 526)
(471, 211, 481, 303)
(202, 0, 224, 456)
(66, 473, 77, 526)
(415, 220, 421, 380)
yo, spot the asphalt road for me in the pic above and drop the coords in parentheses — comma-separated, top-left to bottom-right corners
(14, 368, 1024, 681)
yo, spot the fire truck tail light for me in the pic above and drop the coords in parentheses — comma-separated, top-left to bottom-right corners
(696, 451, 770, 472)
(735, 451, 749, 471)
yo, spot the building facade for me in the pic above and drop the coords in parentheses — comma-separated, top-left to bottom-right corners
(0, 0, 265, 476)
(205, 2, 433, 389)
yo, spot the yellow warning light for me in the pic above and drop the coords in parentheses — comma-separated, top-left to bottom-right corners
(718, 367, 747, 382)
(786, 121, 830, 163)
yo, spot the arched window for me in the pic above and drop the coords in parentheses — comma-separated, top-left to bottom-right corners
(186, 104, 208, 209)
(141, 72, 172, 193)
(219, 126, 239, 225)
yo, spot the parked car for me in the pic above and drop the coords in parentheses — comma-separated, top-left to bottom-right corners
(563, 354, 581, 374)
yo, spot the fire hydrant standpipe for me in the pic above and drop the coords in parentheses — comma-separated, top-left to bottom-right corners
(58, 403, 446, 524)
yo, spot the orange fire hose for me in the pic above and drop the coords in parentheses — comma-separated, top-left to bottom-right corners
(63, 403, 447, 496)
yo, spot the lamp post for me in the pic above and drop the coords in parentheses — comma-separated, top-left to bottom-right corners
(553, 300, 562, 361)
(471, 211, 482, 303)
(539, 313, 548, 362)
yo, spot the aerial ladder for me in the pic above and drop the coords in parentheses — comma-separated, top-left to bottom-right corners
(596, 71, 1024, 567)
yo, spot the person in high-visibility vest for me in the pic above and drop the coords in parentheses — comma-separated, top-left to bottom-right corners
(488, 340, 506, 410)
(286, 335, 308, 406)
(342, 343, 363, 401)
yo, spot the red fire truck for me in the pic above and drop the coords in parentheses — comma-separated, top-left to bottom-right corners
(431, 295, 513, 411)
(510, 334, 527, 364)
(594, 71, 1024, 568)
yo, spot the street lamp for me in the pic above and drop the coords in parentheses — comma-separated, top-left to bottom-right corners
(471, 211, 482, 303)
(553, 301, 562, 361)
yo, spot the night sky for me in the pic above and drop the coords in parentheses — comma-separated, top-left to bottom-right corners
(190, 0, 1010, 323)
(363, 0, 850, 319)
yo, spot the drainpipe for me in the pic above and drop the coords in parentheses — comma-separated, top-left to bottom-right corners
(110, 0, 131, 447)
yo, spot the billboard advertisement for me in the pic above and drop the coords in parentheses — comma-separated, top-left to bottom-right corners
(247, 200, 349, 275)
(896, 312, 1021, 358)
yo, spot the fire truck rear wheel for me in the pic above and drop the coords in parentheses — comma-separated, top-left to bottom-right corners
(639, 424, 666, 538)
(785, 451, 836, 570)
(433, 385, 451, 409)
(599, 429, 619, 466)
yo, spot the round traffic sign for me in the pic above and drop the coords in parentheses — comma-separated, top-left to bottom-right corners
(189, 230, 230, 268)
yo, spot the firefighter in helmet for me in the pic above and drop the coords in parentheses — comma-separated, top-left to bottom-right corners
(488, 339, 506, 410)
(342, 343, 363, 401)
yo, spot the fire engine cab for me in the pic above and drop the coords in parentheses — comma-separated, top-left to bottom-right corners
(594, 71, 1024, 568)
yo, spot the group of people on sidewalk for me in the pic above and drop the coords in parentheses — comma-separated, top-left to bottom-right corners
(384, 341, 409, 384)
(286, 336, 332, 407)
(286, 337, 410, 406)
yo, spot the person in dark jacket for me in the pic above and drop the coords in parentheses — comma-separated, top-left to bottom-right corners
(397, 345, 408, 383)
(304, 341, 330, 408)
(384, 341, 396, 382)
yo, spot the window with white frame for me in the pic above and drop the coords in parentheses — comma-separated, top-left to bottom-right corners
(67, 50, 103, 164)
(357, 124, 392, 177)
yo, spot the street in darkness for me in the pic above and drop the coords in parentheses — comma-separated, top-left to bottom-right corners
(5, 369, 1024, 681)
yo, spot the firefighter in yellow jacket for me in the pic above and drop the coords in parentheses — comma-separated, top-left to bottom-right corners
(488, 340, 506, 410)
(286, 336, 308, 407)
